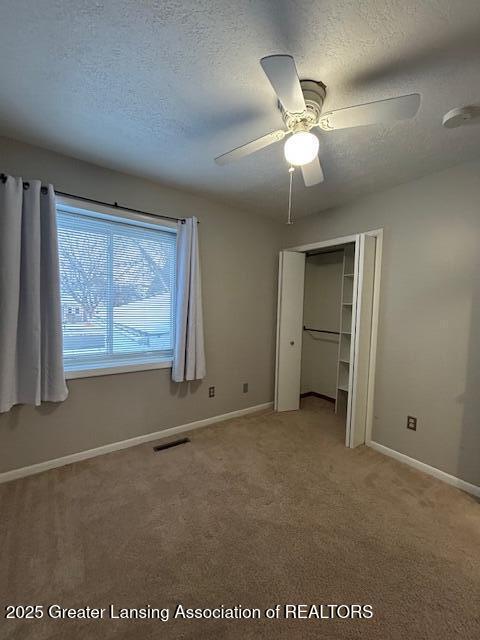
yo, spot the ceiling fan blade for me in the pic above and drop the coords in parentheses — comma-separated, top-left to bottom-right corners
(215, 129, 287, 165)
(260, 55, 306, 114)
(301, 155, 324, 187)
(318, 93, 420, 131)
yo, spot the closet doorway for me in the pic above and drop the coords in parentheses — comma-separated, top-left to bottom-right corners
(274, 230, 382, 448)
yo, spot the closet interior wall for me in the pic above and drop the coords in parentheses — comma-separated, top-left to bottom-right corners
(301, 250, 344, 401)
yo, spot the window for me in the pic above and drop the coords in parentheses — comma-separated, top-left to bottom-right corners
(56, 203, 176, 376)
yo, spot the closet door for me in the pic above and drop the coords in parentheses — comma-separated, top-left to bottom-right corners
(275, 251, 305, 411)
(348, 234, 376, 447)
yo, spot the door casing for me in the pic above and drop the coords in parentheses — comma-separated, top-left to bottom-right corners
(275, 229, 383, 447)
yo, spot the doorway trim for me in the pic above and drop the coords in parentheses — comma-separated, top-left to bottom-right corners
(277, 228, 383, 446)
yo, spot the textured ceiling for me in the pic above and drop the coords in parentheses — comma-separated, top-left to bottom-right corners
(1, 1, 480, 219)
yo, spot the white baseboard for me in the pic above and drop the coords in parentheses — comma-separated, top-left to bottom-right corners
(367, 440, 480, 498)
(0, 402, 273, 485)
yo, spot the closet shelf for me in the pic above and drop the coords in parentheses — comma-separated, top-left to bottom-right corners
(336, 244, 355, 413)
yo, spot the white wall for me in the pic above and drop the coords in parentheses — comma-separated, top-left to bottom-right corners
(283, 161, 480, 486)
(0, 136, 283, 474)
(301, 251, 343, 399)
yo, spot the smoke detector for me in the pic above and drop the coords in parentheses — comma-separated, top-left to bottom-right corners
(442, 106, 480, 128)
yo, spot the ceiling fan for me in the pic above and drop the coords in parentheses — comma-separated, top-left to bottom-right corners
(215, 55, 421, 187)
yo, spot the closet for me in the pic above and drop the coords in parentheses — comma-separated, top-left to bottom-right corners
(275, 233, 378, 448)
(301, 244, 355, 434)
(301, 249, 344, 403)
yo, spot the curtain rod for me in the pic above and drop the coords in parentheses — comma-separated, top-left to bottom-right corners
(55, 190, 186, 224)
(0, 173, 198, 224)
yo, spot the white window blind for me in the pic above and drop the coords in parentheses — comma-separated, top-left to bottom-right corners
(57, 206, 176, 373)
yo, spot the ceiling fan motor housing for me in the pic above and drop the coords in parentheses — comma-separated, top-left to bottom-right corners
(279, 80, 327, 132)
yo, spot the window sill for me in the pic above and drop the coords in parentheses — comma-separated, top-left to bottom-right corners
(65, 359, 172, 380)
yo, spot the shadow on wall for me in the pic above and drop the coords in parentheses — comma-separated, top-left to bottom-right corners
(0, 401, 59, 433)
(458, 241, 480, 488)
(0, 376, 204, 436)
(169, 379, 203, 399)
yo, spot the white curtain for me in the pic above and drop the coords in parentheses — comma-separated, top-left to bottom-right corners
(172, 216, 206, 382)
(0, 175, 68, 412)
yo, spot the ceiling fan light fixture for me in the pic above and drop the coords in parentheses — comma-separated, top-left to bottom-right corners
(284, 131, 319, 166)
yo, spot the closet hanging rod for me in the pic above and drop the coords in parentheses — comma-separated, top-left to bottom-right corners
(303, 326, 340, 336)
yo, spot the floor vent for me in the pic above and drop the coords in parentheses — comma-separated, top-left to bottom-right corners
(153, 437, 190, 452)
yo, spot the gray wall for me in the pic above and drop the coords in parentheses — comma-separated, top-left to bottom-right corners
(0, 136, 282, 473)
(283, 161, 480, 486)
(2, 136, 479, 488)
(301, 252, 343, 399)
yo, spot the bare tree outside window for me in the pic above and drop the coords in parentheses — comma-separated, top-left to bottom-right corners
(58, 230, 107, 322)
(58, 230, 172, 322)
(57, 210, 176, 366)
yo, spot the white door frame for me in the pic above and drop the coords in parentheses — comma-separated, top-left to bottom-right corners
(275, 228, 383, 446)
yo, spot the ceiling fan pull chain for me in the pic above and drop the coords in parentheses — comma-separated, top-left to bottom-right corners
(287, 166, 295, 225)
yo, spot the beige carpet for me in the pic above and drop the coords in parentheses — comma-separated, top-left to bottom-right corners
(1, 397, 479, 639)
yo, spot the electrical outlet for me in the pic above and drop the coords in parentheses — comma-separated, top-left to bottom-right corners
(208, 386, 215, 398)
(407, 416, 417, 431)
(243, 383, 249, 393)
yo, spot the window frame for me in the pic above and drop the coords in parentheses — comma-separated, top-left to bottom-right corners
(56, 196, 177, 379)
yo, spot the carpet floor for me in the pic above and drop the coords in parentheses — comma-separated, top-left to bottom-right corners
(1, 397, 479, 639)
